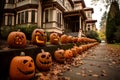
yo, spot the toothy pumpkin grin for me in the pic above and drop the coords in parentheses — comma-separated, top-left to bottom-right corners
(35, 36, 44, 44)
(17, 67, 34, 75)
(39, 60, 52, 64)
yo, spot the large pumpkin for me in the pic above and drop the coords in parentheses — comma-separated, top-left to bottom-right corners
(50, 32, 59, 45)
(64, 49, 73, 59)
(54, 48, 65, 63)
(60, 34, 68, 44)
(31, 29, 46, 46)
(36, 49, 52, 71)
(9, 52, 35, 80)
(7, 31, 26, 48)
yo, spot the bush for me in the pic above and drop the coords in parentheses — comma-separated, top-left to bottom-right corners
(86, 30, 101, 42)
(14, 24, 37, 40)
(1, 26, 14, 40)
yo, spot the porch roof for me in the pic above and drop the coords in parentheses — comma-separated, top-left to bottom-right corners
(63, 10, 87, 19)
(85, 20, 97, 23)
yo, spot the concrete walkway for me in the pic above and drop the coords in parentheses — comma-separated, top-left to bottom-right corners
(63, 43, 120, 80)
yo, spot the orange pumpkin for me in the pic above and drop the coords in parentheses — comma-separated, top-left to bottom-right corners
(36, 49, 52, 71)
(31, 29, 46, 46)
(64, 49, 73, 59)
(7, 31, 26, 48)
(71, 48, 78, 57)
(60, 34, 68, 44)
(50, 33, 60, 45)
(54, 48, 65, 63)
(9, 52, 35, 80)
(67, 36, 73, 43)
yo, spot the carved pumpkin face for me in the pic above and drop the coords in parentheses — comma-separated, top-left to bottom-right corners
(36, 50, 52, 71)
(7, 31, 26, 48)
(50, 33, 59, 45)
(9, 55, 35, 80)
(54, 49, 65, 63)
(60, 34, 68, 44)
(31, 29, 46, 46)
(71, 48, 78, 57)
(64, 49, 73, 59)
(67, 36, 73, 43)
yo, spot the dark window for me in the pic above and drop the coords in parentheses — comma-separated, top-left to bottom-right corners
(31, 10, 35, 23)
(45, 10, 48, 22)
(8, 15, 12, 26)
(88, 25, 90, 31)
(21, 12, 24, 24)
(2, 16, 5, 25)
(8, 0, 14, 4)
(25, 11, 28, 23)
(18, 13, 20, 24)
(57, 12, 62, 28)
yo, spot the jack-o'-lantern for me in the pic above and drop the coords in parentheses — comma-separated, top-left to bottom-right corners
(7, 31, 26, 48)
(64, 49, 73, 59)
(60, 34, 68, 44)
(50, 33, 60, 45)
(9, 52, 35, 80)
(67, 36, 73, 43)
(72, 37, 78, 43)
(73, 46, 82, 54)
(54, 48, 65, 63)
(36, 49, 52, 71)
(71, 48, 78, 57)
(31, 29, 46, 46)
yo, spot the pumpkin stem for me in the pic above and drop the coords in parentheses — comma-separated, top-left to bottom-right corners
(20, 52, 25, 56)
(17, 29, 21, 32)
(41, 49, 45, 53)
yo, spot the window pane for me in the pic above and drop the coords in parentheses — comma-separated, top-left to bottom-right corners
(45, 10, 48, 22)
(25, 11, 28, 23)
(8, 15, 12, 26)
(21, 12, 24, 24)
(31, 10, 35, 23)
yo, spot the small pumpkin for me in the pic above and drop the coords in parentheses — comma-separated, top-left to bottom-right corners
(36, 49, 52, 71)
(31, 29, 46, 46)
(60, 34, 68, 44)
(67, 36, 73, 43)
(7, 31, 26, 48)
(54, 48, 65, 63)
(9, 52, 35, 80)
(64, 49, 73, 59)
(71, 48, 78, 57)
(50, 32, 60, 45)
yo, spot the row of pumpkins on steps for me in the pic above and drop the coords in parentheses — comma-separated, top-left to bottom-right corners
(7, 28, 97, 48)
(9, 42, 99, 80)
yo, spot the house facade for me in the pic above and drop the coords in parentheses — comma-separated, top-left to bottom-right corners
(2, 0, 97, 36)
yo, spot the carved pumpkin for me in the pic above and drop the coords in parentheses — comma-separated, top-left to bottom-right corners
(64, 49, 73, 59)
(54, 48, 65, 63)
(36, 49, 52, 71)
(67, 36, 73, 43)
(31, 29, 46, 46)
(60, 34, 68, 44)
(50, 33, 60, 45)
(9, 52, 35, 80)
(73, 46, 82, 54)
(7, 31, 26, 48)
(72, 37, 78, 43)
(71, 48, 78, 57)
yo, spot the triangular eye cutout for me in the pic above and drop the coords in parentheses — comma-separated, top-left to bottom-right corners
(23, 60, 28, 64)
(41, 55, 46, 58)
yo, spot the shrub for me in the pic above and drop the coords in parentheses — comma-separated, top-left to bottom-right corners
(86, 30, 101, 42)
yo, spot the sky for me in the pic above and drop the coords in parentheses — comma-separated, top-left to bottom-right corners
(84, 0, 106, 30)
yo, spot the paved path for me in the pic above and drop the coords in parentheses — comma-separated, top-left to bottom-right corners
(63, 43, 120, 80)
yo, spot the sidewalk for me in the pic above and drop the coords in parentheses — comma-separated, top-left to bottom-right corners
(63, 43, 120, 80)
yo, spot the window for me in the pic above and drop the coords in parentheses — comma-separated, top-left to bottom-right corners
(18, 13, 20, 24)
(88, 25, 90, 31)
(31, 10, 35, 23)
(21, 12, 24, 24)
(57, 12, 62, 28)
(8, 0, 14, 4)
(25, 11, 28, 23)
(8, 15, 12, 26)
(45, 10, 48, 22)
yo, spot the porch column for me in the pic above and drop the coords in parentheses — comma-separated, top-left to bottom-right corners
(79, 16, 81, 30)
